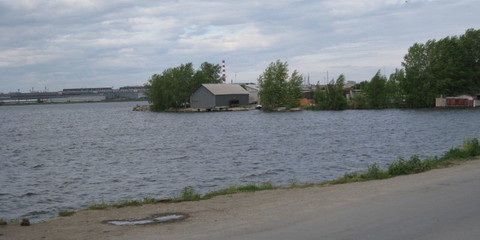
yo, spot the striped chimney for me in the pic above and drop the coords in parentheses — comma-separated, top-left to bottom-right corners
(222, 60, 226, 82)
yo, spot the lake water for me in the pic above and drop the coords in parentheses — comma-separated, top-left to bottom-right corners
(1, 102, 479, 222)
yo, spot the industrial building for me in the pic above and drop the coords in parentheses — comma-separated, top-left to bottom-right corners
(190, 84, 249, 110)
(0, 86, 147, 104)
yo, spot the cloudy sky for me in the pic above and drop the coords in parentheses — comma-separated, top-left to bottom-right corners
(1, 0, 479, 93)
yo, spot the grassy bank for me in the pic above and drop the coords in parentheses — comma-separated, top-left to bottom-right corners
(327, 137, 480, 184)
(41, 137, 480, 219)
(175, 182, 278, 202)
(168, 137, 480, 202)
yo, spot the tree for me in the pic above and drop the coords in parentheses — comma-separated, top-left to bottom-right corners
(349, 80, 372, 109)
(313, 74, 347, 110)
(401, 42, 435, 107)
(349, 91, 368, 109)
(400, 29, 480, 108)
(386, 69, 404, 107)
(284, 70, 304, 108)
(146, 62, 222, 111)
(352, 81, 368, 90)
(333, 74, 348, 110)
(258, 60, 303, 110)
(313, 86, 327, 109)
(364, 70, 387, 109)
(460, 29, 480, 91)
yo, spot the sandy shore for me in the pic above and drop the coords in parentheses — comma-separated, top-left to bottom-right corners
(1, 159, 479, 240)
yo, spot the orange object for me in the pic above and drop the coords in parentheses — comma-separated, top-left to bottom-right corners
(299, 98, 312, 106)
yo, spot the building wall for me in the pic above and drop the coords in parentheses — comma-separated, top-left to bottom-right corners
(104, 92, 141, 100)
(436, 95, 478, 107)
(191, 85, 250, 109)
(48, 95, 106, 103)
(244, 85, 259, 103)
(435, 98, 447, 107)
(446, 98, 473, 107)
(215, 94, 249, 107)
(190, 86, 215, 108)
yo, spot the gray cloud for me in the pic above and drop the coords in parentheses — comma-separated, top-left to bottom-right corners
(1, 0, 479, 92)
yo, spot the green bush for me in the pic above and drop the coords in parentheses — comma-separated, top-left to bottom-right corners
(442, 148, 470, 160)
(327, 172, 360, 184)
(362, 163, 389, 180)
(463, 137, 480, 157)
(180, 187, 201, 201)
(376, 155, 439, 178)
(441, 138, 480, 161)
(326, 164, 389, 184)
(387, 155, 431, 176)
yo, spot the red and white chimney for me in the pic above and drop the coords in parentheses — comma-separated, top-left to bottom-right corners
(222, 60, 226, 82)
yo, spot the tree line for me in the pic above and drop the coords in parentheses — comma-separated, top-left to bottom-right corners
(146, 59, 305, 112)
(400, 28, 480, 108)
(317, 28, 480, 109)
(146, 29, 479, 111)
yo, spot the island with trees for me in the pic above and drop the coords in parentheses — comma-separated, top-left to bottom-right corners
(145, 29, 480, 111)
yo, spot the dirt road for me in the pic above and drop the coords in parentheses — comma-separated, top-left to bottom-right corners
(1, 159, 479, 240)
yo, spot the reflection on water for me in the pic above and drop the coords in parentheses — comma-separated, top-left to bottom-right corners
(0, 102, 479, 222)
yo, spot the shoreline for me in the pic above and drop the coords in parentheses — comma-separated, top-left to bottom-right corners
(1, 138, 478, 225)
(1, 140, 478, 223)
(0, 99, 147, 107)
(1, 158, 479, 240)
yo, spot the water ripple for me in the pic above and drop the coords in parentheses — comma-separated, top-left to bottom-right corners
(0, 103, 479, 222)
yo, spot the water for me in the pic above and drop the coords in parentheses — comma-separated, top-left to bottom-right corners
(107, 214, 186, 226)
(1, 102, 479, 222)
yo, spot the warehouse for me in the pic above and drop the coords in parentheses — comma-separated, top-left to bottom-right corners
(190, 84, 249, 110)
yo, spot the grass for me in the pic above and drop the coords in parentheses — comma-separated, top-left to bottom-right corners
(169, 182, 279, 202)
(178, 187, 202, 201)
(87, 202, 110, 210)
(201, 182, 277, 200)
(58, 210, 76, 217)
(64, 137, 479, 216)
(86, 197, 159, 211)
(82, 183, 278, 211)
(327, 137, 480, 184)
(113, 198, 158, 208)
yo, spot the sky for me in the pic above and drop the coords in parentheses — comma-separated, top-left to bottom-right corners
(1, 0, 479, 93)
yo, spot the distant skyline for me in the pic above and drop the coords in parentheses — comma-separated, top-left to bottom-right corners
(1, 0, 479, 93)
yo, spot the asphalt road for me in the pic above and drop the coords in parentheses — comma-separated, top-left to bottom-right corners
(202, 161, 480, 240)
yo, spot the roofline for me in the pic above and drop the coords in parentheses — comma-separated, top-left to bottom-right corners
(200, 84, 249, 96)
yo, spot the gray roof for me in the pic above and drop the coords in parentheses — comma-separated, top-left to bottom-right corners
(244, 84, 259, 91)
(202, 84, 249, 95)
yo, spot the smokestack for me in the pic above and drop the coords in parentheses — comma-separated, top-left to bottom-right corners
(222, 60, 226, 82)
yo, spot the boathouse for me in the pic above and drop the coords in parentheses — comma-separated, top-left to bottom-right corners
(435, 95, 480, 108)
(190, 84, 249, 109)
